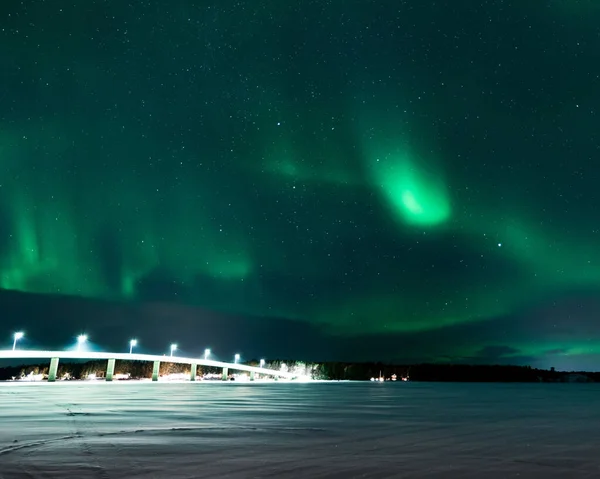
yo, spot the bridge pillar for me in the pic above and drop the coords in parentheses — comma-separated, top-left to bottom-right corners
(190, 363, 197, 381)
(106, 359, 116, 381)
(48, 357, 59, 382)
(152, 361, 160, 381)
(222, 367, 228, 381)
(250, 371, 255, 381)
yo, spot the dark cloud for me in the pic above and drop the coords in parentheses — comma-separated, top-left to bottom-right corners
(475, 345, 522, 359)
(3, 287, 600, 371)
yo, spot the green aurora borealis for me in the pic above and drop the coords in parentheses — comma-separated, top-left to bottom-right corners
(1, 0, 600, 367)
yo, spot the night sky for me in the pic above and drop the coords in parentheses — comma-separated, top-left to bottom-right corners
(1, 1, 600, 369)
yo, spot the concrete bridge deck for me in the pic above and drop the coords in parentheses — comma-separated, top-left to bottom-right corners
(0, 350, 294, 381)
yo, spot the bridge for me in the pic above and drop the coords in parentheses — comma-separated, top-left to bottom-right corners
(0, 350, 296, 382)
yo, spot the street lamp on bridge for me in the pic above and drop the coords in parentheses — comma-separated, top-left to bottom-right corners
(12, 332, 24, 351)
(77, 335, 87, 351)
(170, 343, 177, 357)
(204, 348, 210, 360)
(234, 353, 240, 364)
(129, 339, 137, 354)
(259, 359, 265, 368)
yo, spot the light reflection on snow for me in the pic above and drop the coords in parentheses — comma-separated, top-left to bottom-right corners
(2, 382, 600, 477)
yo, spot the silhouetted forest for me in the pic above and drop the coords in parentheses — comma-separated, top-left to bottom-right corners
(1, 359, 598, 382)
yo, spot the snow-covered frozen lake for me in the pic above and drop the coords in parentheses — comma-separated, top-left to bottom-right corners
(1, 381, 600, 478)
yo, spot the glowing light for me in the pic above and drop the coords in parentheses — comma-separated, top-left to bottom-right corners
(12, 332, 24, 351)
(204, 348, 210, 360)
(170, 343, 177, 357)
(234, 353, 240, 363)
(129, 339, 137, 354)
(295, 375, 312, 383)
(259, 359, 265, 368)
